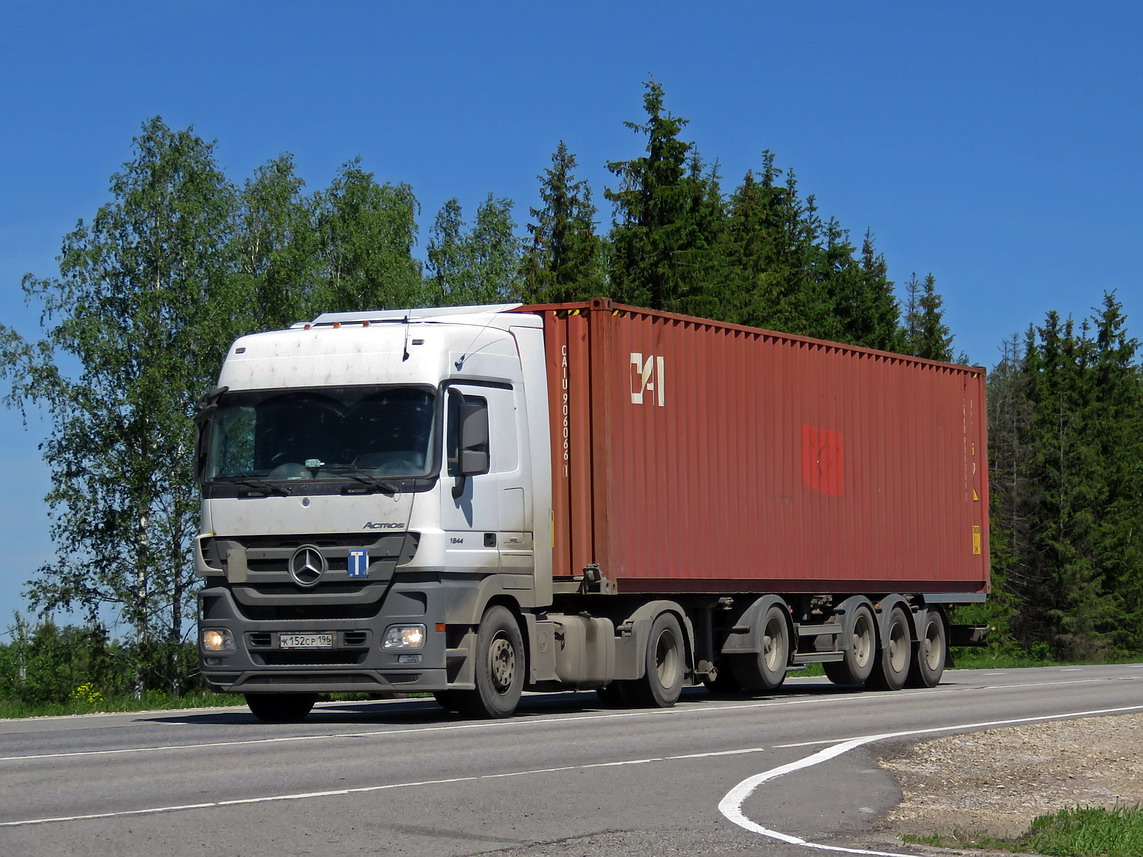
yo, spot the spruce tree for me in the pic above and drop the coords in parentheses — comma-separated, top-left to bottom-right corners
(519, 141, 603, 304)
(605, 81, 720, 314)
(904, 273, 954, 361)
(851, 231, 905, 351)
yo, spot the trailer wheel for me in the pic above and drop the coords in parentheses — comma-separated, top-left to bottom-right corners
(244, 692, 317, 723)
(906, 610, 946, 688)
(461, 605, 525, 718)
(823, 601, 877, 686)
(630, 612, 685, 708)
(731, 604, 789, 692)
(868, 606, 912, 691)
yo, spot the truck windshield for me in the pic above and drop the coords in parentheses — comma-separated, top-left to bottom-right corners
(203, 387, 436, 482)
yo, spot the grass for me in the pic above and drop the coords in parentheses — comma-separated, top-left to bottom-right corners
(949, 648, 1143, 670)
(0, 690, 244, 719)
(903, 805, 1143, 856)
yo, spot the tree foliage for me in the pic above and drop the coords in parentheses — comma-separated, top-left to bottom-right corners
(426, 194, 521, 305)
(0, 118, 245, 693)
(605, 81, 724, 316)
(519, 141, 604, 303)
(315, 158, 423, 311)
(988, 294, 1143, 658)
(0, 120, 433, 694)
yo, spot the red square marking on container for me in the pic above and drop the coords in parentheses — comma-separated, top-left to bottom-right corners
(802, 424, 845, 496)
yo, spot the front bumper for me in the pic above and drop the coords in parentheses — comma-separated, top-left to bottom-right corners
(199, 580, 453, 695)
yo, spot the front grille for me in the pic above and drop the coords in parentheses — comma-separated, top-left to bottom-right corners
(203, 533, 419, 578)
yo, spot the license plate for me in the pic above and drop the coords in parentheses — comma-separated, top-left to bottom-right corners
(279, 633, 334, 649)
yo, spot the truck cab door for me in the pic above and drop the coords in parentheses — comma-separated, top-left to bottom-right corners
(439, 384, 527, 575)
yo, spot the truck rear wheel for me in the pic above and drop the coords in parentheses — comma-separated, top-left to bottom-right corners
(630, 612, 685, 708)
(244, 692, 317, 723)
(461, 605, 525, 718)
(731, 603, 789, 692)
(906, 609, 946, 688)
(823, 600, 877, 686)
(868, 606, 912, 690)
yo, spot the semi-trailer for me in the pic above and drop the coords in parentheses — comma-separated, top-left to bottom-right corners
(195, 299, 989, 721)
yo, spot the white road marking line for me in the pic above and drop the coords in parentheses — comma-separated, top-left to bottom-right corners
(0, 747, 765, 827)
(718, 703, 1143, 857)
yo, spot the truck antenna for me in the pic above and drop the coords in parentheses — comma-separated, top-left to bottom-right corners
(454, 309, 503, 370)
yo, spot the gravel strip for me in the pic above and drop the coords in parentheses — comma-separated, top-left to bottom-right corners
(875, 713, 1143, 842)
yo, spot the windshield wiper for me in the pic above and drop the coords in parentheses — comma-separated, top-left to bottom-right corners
(323, 466, 402, 494)
(216, 475, 291, 497)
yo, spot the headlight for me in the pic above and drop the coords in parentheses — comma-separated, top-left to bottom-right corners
(383, 624, 426, 649)
(201, 628, 235, 652)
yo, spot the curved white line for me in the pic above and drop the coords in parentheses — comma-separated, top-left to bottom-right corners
(718, 704, 1143, 857)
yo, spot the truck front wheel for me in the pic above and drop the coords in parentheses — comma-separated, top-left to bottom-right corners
(462, 605, 526, 718)
(245, 692, 317, 723)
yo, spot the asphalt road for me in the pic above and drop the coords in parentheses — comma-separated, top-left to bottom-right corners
(2, 663, 1141, 857)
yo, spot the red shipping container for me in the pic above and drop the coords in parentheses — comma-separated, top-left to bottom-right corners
(525, 299, 989, 597)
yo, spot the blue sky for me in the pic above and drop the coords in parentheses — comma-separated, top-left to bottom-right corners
(1, 1, 1140, 634)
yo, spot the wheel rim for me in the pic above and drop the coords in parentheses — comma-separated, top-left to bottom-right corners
(762, 615, 784, 671)
(654, 629, 680, 685)
(888, 617, 908, 673)
(923, 620, 942, 670)
(853, 613, 873, 667)
(489, 633, 516, 693)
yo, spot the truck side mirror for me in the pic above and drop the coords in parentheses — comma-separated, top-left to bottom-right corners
(457, 395, 490, 477)
(449, 391, 489, 498)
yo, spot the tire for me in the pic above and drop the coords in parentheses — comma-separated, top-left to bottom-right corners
(629, 612, 685, 708)
(245, 692, 317, 723)
(433, 690, 467, 712)
(906, 610, 947, 688)
(703, 663, 742, 697)
(869, 606, 912, 691)
(823, 601, 877, 686)
(460, 605, 526, 718)
(731, 604, 789, 692)
(596, 681, 634, 708)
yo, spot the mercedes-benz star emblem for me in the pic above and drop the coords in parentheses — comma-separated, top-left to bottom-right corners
(289, 545, 327, 587)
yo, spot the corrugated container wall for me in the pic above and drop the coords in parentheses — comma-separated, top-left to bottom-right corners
(524, 300, 990, 596)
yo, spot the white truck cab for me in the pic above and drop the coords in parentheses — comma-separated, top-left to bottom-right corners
(196, 305, 554, 720)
